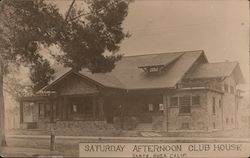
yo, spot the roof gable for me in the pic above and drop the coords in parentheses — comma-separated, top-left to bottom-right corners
(185, 61, 245, 84)
(45, 73, 99, 95)
(38, 50, 208, 92)
(80, 50, 204, 89)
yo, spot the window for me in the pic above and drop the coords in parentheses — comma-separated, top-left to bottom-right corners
(192, 96, 200, 105)
(226, 118, 229, 125)
(231, 118, 234, 124)
(224, 84, 229, 92)
(212, 97, 216, 115)
(230, 86, 234, 94)
(181, 122, 190, 130)
(213, 122, 216, 129)
(170, 97, 178, 107)
(179, 96, 191, 106)
(179, 96, 191, 114)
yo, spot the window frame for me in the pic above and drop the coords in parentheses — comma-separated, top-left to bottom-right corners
(179, 96, 191, 115)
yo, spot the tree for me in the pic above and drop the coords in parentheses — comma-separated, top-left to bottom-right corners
(0, 0, 130, 148)
(0, 55, 4, 149)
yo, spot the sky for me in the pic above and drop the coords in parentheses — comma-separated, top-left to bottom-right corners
(53, 0, 249, 91)
(120, 0, 249, 80)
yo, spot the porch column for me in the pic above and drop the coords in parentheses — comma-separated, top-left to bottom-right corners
(163, 94, 169, 132)
(20, 101, 24, 124)
(97, 96, 105, 120)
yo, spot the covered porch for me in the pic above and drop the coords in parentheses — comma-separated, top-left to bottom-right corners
(18, 72, 172, 132)
(19, 93, 106, 129)
(19, 90, 171, 131)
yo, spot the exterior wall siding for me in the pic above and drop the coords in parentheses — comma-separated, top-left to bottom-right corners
(206, 91, 223, 131)
(51, 73, 99, 95)
(168, 90, 209, 132)
(222, 76, 237, 130)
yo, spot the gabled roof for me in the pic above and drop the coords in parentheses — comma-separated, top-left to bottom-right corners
(185, 61, 245, 84)
(80, 50, 205, 90)
(40, 50, 206, 92)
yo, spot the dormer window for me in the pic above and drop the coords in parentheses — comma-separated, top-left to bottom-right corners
(138, 65, 165, 73)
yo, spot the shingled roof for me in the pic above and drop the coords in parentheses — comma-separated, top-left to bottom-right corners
(42, 50, 206, 91)
(185, 61, 245, 83)
(40, 50, 245, 92)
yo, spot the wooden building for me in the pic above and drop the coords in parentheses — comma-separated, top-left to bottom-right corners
(19, 50, 245, 132)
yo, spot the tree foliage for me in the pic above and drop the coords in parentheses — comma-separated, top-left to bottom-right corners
(0, 0, 130, 92)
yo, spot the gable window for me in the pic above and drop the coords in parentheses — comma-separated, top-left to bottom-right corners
(192, 96, 200, 105)
(224, 84, 229, 93)
(170, 97, 178, 107)
(212, 97, 216, 115)
(179, 96, 191, 114)
(230, 86, 234, 94)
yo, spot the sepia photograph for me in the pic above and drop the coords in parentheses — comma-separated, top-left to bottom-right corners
(0, 0, 249, 157)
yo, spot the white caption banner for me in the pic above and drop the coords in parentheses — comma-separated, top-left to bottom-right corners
(79, 142, 250, 158)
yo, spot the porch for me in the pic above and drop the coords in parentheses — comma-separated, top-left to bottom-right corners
(19, 91, 171, 132)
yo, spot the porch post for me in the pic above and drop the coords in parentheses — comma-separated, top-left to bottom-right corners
(97, 96, 105, 120)
(92, 96, 97, 119)
(20, 101, 24, 124)
(163, 93, 169, 132)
